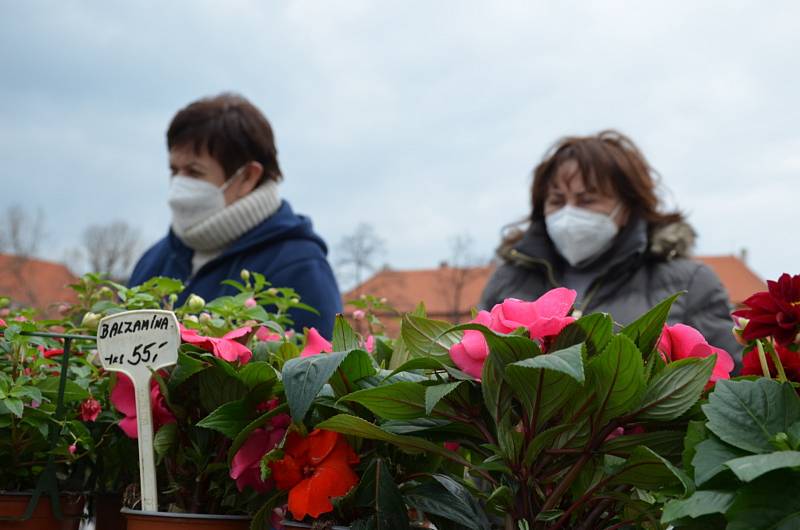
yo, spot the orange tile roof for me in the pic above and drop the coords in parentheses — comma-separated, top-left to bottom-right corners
(343, 255, 765, 319)
(0, 254, 79, 317)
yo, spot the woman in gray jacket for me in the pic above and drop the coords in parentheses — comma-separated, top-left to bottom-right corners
(480, 130, 741, 367)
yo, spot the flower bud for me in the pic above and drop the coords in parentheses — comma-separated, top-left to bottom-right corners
(379, 297, 388, 304)
(168, 294, 178, 305)
(244, 297, 257, 308)
(186, 294, 205, 312)
(199, 312, 212, 323)
(98, 286, 113, 298)
(81, 312, 101, 330)
(266, 288, 278, 296)
(732, 316, 749, 346)
(68, 443, 77, 455)
(240, 269, 251, 282)
(352, 310, 365, 321)
(290, 297, 299, 304)
(183, 314, 199, 324)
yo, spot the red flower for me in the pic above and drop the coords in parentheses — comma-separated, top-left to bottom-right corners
(742, 343, 800, 381)
(733, 273, 800, 346)
(180, 325, 253, 364)
(269, 429, 360, 520)
(110, 374, 176, 439)
(229, 413, 291, 493)
(658, 323, 734, 389)
(79, 398, 102, 422)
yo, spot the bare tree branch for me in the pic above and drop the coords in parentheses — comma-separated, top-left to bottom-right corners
(437, 233, 485, 322)
(82, 220, 141, 282)
(335, 223, 385, 293)
(0, 205, 47, 306)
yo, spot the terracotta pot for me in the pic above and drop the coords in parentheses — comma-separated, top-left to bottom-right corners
(0, 492, 84, 530)
(93, 492, 126, 530)
(121, 508, 250, 530)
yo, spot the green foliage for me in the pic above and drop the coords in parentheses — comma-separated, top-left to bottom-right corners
(665, 379, 800, 529)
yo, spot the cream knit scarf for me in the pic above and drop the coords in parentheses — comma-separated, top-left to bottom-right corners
(173, 181, 281, 273)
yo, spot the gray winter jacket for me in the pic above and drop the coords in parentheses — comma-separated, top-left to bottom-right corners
(480, 217, 742, 369)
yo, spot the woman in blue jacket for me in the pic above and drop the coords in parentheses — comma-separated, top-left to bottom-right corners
(130, 93, 341, 338)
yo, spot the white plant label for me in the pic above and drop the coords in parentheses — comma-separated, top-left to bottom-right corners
(96, 309, 180, 512)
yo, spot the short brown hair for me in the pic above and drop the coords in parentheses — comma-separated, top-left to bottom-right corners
(530, 130, 682, 226)
(167, 93, 282, 184)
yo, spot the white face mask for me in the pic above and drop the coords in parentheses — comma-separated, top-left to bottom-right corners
(168, 169, 241, 236)
(545, 204, 621, 267)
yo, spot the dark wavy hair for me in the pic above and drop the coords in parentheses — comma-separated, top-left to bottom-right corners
(502, 130, 684, 248)
(167, 93, 282, 185)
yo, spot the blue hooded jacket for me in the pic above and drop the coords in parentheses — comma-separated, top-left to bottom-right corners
(129, 201, 341, 338)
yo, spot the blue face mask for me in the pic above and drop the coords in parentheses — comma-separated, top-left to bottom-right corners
(545, 204, 621, 266)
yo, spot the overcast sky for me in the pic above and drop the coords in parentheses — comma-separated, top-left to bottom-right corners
(1, 1, 798, 290)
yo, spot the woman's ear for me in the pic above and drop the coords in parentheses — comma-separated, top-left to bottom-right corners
(239, 161, 264, 196)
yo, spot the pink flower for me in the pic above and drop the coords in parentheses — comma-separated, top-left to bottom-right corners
(180, 325, 253, 364)
(255, 326, 282, 342)
(352, 310, 365, 321)
(68, 444, 77, 454)
(364, 335, 375, 353)
(110, 374, 176, 439)
(79, 398, 102, 422)
(449, 311, 493, 380)
(658, 323, 735, 389)
(244, 297, 258, 308)
(229, 413, 291, 492)
(0, 318, 6, 327)
(489, 288, 577, 343)
(300, 328, 333, 357)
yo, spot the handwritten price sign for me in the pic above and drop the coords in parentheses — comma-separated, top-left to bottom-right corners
(97, 310, 180, 512)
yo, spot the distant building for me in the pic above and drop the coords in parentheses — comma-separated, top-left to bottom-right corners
(342, 255, 765, 336)
(0, 254, 78, 317)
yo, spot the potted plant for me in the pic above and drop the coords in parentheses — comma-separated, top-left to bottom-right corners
(663, 272, 800, 529)
(278, 287, 736, 528)
(0, 302, 99, 530)
(76, 270, 312, 529)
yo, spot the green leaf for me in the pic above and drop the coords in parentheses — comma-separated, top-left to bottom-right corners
(315, 414, 472, 467)
(507, 343, 585, 383)
(582, 334, 646, 427)
(703, 378, 800, 453)
(636, 356, 715, 421)
(682, 420, 708, 474)
(341, 382, 455, 420)
(385, 356, 474, 381)
(332, 314, 361, 352)
(404, 476, 490, 530)
(282, 350, 349, 422)
(608, 445, 691, 494)
(401, 315, 462, 361)
(692, 435, 748, 486)
(621, 292, 682, 357)
(601, 430, 687, 459)
(661, 490, 736, 524)
(37, 377, 90, 402)
(238, 361, 276, 390)
(523, 425, 573, 467)
(352, 458, 409, 530)
(169, 351, 209, 388)
(425, 382, 463, 415)
(3, 397, 23, 417)
(725, 451, 800, 483)
(196, 400, 251, 438)
(197, 367, 248, 413)
(549, 313, 613, 357)
(330, 349, 376, 397)
(15, 386, 43, 403)
(726, 471, 800, 530)
(153, 422, 178, 460)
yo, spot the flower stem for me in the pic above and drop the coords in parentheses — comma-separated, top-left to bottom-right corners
(762, 339, 788, 383)
(756, 339, 771, 379)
